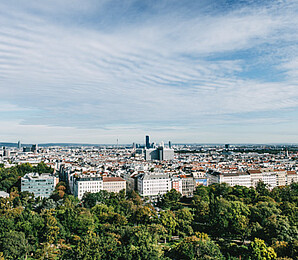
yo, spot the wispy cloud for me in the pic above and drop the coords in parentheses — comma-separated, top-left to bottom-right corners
(0, 0, 298, 143)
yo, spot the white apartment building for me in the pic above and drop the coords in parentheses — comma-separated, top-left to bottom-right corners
(208, 171, 252, 188)
(207, 171, 220, 185)
(219, 172, 239, 187)
(73, 176, 103, 200)
(249, 170, 263, 188)
(103, 177, 126, 193)
(261, 172, 277, 189)
(275, 170, 287, 186)
(287, 171, 298, 184)
(181, 175, 195, 197)
(237, 172, 251, 187)
(137, 172, 171, 196)
(208, 169, 297, 189)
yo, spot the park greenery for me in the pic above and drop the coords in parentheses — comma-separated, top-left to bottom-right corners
(0, 163, 297, 259)
(0, 162, 54, 192)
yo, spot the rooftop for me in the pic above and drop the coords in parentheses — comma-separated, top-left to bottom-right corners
(103, 177, 125, 182)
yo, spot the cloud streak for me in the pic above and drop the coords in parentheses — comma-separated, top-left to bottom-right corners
(0, 0, 298, 143)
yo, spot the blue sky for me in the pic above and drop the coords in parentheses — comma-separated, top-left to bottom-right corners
(0, 0, 298, 144)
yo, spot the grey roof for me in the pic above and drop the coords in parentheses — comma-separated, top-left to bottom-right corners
(75, 177, 102, 182)
(140, 173, 169, 180)
(0, 191, 9, 197)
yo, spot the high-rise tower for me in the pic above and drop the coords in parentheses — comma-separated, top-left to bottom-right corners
(145, 135, 150, 149)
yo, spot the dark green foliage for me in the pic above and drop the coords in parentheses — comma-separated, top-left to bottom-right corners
(0, 162, 54, 192)
(168, 235, 224, 260)
(250, 238, 277, 259)
(121, 226, 163, 260)
(0, 163, 297, 259)
(158, 189, 182, 209)
(0, 231, 29, 259)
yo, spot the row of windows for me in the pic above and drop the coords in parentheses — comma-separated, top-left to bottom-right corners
(22, 180, 53, 183)
(79, 182, 102, 185)
(22, 183, 54, 186)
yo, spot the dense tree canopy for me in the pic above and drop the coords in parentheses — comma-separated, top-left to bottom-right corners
(0, 164, 297, 259)
(0, 162, 54, 192)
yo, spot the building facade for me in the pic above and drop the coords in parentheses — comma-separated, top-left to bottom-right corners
(145, 147, 174, 161)
(21, 172, 57, 198)
(181, 175, 195, 197)
(137, 172, 171, 197)
(103, 177, 126, 193)
(73, 176, 103, 200)
(287, 171, 298, 184)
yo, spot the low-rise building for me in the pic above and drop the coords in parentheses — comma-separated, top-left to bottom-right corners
(145, 147, 174, 161)
(261, 171, 277, 189)
(207, 171, 220, 185)
(137, 172, 171, 197)
(73, 176, 103, 200)
(193, 171, 208, 187)
(237, 172, 251, 187)
(275, 170, 287, 186)
(219, 172, 239, 187)
(103, 177, 126, 193)
(21, 172, 57, 198)
(249, 170, 263, 188)
(171, 176, 183, 193)
(287, 171, 298, 184)
(180, 175, 195, 197)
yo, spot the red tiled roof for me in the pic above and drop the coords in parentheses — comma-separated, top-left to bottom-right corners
(103, 177, 125, 182)
(248, 170, 262, 174)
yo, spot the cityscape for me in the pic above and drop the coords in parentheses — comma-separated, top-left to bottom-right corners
(1, 136, 298, 201)
(1, 0, 298, 259)
(0, 136, 298, 258)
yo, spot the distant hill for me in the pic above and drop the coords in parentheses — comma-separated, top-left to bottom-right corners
(0, 142, 19, 147)
(0, 142, 129, 148)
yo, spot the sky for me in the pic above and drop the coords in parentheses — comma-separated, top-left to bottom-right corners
(0, 0, 298, 144)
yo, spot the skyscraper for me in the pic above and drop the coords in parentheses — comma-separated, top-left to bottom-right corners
(31, 144, 38, 153)
(145, 135, 150, 149)
(17, 140, 21, 149)
(144, 146, 174, 161)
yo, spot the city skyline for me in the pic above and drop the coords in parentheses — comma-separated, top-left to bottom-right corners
(1, 1, 298, 143)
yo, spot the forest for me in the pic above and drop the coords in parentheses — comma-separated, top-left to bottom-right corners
(0, 163, 297, 259)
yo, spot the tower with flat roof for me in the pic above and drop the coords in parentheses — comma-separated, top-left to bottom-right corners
(145, 135, 150, 149)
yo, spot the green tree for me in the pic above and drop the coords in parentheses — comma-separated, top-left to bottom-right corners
(209, 198, 250, 240)
(176, 208, 194, 237)
(132, 206, 155, 225)
(159, 210, 177, 236)
(127, 190, 143, 206)
(169, 235, 223, 260)
(72, 208, 95, 236)
(210, 183, 232, 198)
(0, 231, 29, 259)
(82, 192, 97, 208)
(158, 189, 182, 209)
(56, 197, 78, 238)
(41, 209, 60, 244)
(256, 181, 270, 197)
(121, 226, 163, 260)
(65, 230, 121, 260)
(250, 238, 277, 260)
(192, 194, 210, 223)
